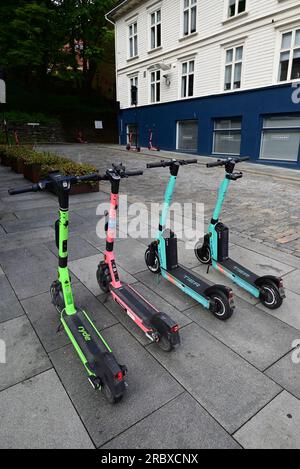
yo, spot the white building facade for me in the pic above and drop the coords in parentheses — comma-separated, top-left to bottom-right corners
(107, 0, 300, 167)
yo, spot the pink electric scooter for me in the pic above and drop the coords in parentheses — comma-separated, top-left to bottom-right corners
(96, 163, 180, 352)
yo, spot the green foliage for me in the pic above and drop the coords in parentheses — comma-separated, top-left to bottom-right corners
(5, 111, 60, 125)
(0, 0, 118, 88)
(0, 145, 97, 184)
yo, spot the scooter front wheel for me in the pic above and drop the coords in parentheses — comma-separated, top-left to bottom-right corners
(145, 248, 161, 274)
(260, 280, 283, 310)
(97, 262, 111, 293)
(209, 291, 234, 321)
(195, 241, 211, 265)
(50, 281, 64, 314)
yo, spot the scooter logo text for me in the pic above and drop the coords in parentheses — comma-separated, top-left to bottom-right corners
(78, 327, 91, 342)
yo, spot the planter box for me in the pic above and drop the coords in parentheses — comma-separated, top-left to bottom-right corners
(11, 158, 25, 174)
(23, 163, 41, 183)
(70, 181, 99, 195)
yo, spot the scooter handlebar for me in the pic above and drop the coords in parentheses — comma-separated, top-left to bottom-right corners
(8, 184, 40, 195)
(207, 156, 250, 168)
(147, 159, 198, 169)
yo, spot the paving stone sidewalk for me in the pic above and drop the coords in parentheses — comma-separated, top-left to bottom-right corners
(0, 144, 300, 449)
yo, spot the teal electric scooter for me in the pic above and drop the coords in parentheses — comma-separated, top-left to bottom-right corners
(195, 157, 285, 309)
(145, 159, 235, 321)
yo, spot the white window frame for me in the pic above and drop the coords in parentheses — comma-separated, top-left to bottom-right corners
(149, 9, 162, 50)
(182, 0, 197, 37)
(176, 120, 199, 152)
(259, 115, 300, 162)
(181, 60, 195, 99)
(227, 0, 247, 19)
(150, 70, 161, 104)
(223, 45, 244, 91)
(128, 22, 138, 59)
(129, 75, 138, 107)
(278, 28, 300, 83)
(212, 118, 242, 156)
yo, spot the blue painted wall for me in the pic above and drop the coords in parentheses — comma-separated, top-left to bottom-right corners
(119, 83, 300, 168)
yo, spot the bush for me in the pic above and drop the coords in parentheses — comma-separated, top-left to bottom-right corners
(1, 145, 97, 185)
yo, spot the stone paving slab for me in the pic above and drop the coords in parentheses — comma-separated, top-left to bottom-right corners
(281, 269, 300, 296)
(0, 265, 3, 275)
(103, 392, 240, 450)
(136, 270, 197, 311)
(147, 323, 281, 434)
(80, 229, 107, 250)
(21, 282, 118, 353)
(45, 235, 99, 262)
(0, 275, 25, 324)
(0, 370, 94, 449)
(110, 238, 150, 275)
(99, 282, 192, 346)
(256, 289, 300, 332)
(1, 212, 85, 235)
(266, 352, 300, 400)
(0, 228, 55, 253)
(0, 316, 51, 392)
(230, 233, 300, 270)
(0, 244, 58, 300)
(69, 254, 137, 296)
(184, 296, 297, 371)
(50, 323, 183, 448)
(234, 391, 300, 449)
(229, 245, 295, 278)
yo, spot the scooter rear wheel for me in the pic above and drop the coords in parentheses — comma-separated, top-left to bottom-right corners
(103, 383, 123, 404)
(260, 280, 283, 310)
(209, 291, 234, 321)
(158, 334, 174, 352)
(195, 241, 211, 265)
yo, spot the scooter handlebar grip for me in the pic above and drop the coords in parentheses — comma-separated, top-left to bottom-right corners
(237, 156, 250, 162)
(125, 170, 144, 177)
(207, 160, 225, 168)
(180, 159, 198, 165)
(147, 161, 168, 169)
(75, 173, 100, 183)
(8, 184, 40, 195)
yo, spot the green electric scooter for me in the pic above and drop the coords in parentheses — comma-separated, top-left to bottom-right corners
(9, 172, 127, 404)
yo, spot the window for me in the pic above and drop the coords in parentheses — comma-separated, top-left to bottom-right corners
(181, 60, 195, 98)
(278, 29, 300, 82)
(150, 10, 161, 49)
(130, 76, 138, 106)
(183, 0, 197, 36)
(127, 124, 138, 146)
(150, 70, 161, 103)
(129, 22, 138, 58)
(224, 46, 243, 90)
(177, 120, 198, 151)
(228, 0, 246, 18)
(260, 115, 300, 162)
(213, 118, 242, 155)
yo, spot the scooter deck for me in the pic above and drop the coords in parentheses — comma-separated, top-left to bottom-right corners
(166, 265, 210, 296)
(217, 257, 259, 284)
(111, 284, 158, 327)
(62, 310, 111, 373)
